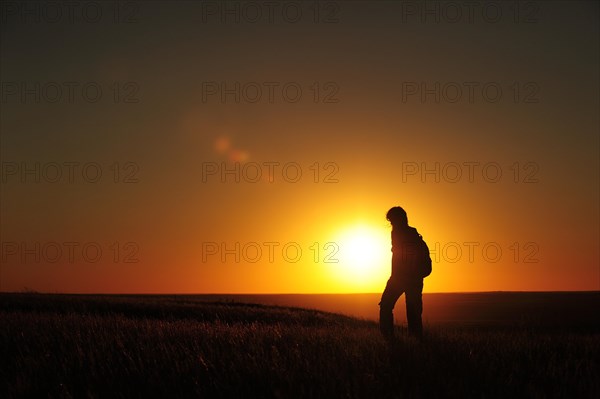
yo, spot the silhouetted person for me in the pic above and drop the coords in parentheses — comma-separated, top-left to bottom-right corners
(379, 206, 431, 340)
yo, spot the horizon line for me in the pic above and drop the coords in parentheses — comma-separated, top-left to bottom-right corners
(2, 290, 599, 295)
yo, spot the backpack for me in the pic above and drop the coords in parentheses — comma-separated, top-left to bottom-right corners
(393, 227, 432, 279)
(416, 233, 432, 278)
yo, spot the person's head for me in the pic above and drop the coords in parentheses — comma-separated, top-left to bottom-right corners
(386, 206, 408, 227)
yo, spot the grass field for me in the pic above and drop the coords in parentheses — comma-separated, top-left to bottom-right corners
(1, 293, 599, 398)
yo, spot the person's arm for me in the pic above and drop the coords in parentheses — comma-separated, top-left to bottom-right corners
(391, 229, 405, 253)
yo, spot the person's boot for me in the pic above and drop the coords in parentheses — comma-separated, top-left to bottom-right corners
(408, 321, 423, 340)
(379, 307, 394, 341)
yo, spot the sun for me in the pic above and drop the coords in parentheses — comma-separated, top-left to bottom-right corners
(330, 224, 390, 290)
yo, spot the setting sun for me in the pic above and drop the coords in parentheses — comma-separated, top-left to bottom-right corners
(331, 225, 390, 290)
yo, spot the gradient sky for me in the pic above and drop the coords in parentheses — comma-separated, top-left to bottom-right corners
(1, 1, 598, 293)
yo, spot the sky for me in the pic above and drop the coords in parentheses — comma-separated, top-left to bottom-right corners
(1, 1, 598, 293)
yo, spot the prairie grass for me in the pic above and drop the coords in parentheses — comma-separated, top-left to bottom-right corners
(1, 294, 598, 398)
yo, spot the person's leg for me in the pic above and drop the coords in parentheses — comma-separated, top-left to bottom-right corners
(379, 278, 403, 339)
(405, 279, 424, 338)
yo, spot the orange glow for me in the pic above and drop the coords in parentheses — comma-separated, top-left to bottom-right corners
(1, 1, 598, 295)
